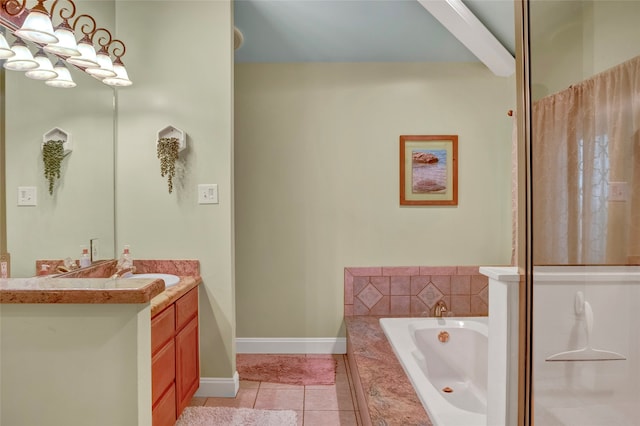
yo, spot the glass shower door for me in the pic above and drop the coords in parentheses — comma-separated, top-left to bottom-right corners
(529, 0, 640, 424)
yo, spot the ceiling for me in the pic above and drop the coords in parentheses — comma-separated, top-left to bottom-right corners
(233, 0, 516, 68)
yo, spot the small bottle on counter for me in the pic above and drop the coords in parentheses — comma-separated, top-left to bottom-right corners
(79, 246, 91, 268)
(117, 245, 134, 271)
(38, 264, 50, 276)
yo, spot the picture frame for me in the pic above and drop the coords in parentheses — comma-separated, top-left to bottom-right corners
(399, 135, 458, 206)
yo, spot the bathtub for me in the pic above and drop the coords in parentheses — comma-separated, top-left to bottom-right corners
(380, 317, 488, 426)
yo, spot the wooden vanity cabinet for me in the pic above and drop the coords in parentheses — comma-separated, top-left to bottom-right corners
(151, 286, 199, 425)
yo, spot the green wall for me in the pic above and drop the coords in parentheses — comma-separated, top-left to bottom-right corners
(235, 62, 515, 339)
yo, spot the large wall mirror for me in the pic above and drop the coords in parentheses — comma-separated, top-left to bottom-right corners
(2, 1, 116, 278)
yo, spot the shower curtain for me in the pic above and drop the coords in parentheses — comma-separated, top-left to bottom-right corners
(532, 55, 640, 264)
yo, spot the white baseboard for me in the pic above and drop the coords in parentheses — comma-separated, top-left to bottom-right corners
(236, 337, 347, 354)
(194, 371, 239, 398)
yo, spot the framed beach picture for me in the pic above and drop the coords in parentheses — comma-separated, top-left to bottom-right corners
(399, 135, 458, 206)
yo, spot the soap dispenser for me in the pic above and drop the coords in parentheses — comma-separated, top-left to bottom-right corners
(79, 245, 91, 268)
(117, 245, 134, 271)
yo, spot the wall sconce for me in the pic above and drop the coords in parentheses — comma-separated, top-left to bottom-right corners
(1, 0, 132, 88)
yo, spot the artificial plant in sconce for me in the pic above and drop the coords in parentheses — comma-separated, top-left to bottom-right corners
(157, 137, 180, 193)
(42, 139, 65, 195)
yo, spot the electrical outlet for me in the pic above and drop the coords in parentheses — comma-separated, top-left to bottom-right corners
(198, 184, 219, 204)
(17, 186, 37, 206)
(90, 238, 100, 262)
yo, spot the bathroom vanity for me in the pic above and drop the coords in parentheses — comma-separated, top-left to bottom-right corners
(0, 261, 201, 426)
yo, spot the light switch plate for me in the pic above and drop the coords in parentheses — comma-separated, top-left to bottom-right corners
(17, 186, 37, 206)
(198, 184, 219, 204)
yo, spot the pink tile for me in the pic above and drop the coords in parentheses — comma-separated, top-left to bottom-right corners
(390, 296, 410, 316)
(471, 275, 488, 294)
(430, 275, 451, 295)
(371, 277, 390, 295)
(189, 397, 206, 406)
(382, 266, 420, 276)
(410, 276, 429, 295)
(390, 276, 411, 295)
(258, 382, 303, 390)
(304, 411, 358, 426)
(419, 266, 457, 275)
(204, 387, 258, 408)
(417, 284, 444, 309)
(457, 265, 480, 275)
(353, 299, 371, 316)
(305, 387, 354, 410)
(471, 295, 488, 316)
(451, 275, 471, 295)
(347, 267, 382, 276)
(344, 269, 354, 304)
(450, 295, 471, 316)
(410, 297, 430, 316)
(368, 296, 390, 316)
(353, 277, 369, 295)
(344, 304, 354, 317)
(356, 284, 383, 309)
(478, 286, 489, 305)
(253, 388, 304, 410)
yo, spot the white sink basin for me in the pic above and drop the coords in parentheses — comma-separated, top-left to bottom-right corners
(128, 273, 180, 288)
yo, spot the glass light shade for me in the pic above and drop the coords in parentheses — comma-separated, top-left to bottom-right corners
(102, 60, 132, 87)
(3, 40, 38, 71)
(44, 26, 81, 57)
(14, 8, 59, 44)
(0, 30, 15, 59)
(25, 49, 58, 80)
(45, 61, 76, 88)
(66, 39, 99, 68)
(85, 50, 116, 78)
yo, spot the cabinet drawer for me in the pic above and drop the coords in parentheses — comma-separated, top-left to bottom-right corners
(152, 382, 176, 426)
(151, 305, 175, 355)
(175, 287, 198, 331)
(152, 339, 175, 404)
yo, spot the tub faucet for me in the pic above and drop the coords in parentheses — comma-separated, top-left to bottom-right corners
(434, 300, 448, 317)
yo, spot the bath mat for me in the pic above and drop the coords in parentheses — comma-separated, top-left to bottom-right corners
(175, 406, 297, 426)
(237, 354, 337, 385)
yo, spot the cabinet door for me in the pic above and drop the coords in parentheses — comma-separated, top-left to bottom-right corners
(152, 339, 175, 405)
(152, 383, 176, 426)
(175, 316, 199, 415)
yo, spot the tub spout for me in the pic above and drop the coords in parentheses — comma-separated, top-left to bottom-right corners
(434, 300, 448, 317)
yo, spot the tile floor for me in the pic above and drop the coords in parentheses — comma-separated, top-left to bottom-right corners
(189, 354, 362, 425)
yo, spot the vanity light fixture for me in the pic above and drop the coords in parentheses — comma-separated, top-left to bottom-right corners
(3, 37, 38, 70)
(85, 28, 115, 78)
(24, 47, 57, 79)
(13, 0, 58, 44)
(102, 40, 131, 86)
(0, 0, 132, 87)
(66, 14, 99, 68)
(43, 1, 80, 57)
(44, 59, 75, 88)
(0, 28, 15, 58)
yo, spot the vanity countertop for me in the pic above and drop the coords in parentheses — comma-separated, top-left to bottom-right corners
(0, 277, 165, 304)
(150, 275, 201, 316)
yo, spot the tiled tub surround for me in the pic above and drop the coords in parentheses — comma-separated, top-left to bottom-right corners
(344, 266, 490, 426)
(344, 266, 489, 317)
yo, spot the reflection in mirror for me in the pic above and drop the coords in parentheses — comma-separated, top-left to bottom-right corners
(3, 1, 116, 277)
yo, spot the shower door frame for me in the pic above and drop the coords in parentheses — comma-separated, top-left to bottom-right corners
(514, 0, 534, 425)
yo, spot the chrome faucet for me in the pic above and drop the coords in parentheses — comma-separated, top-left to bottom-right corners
(434, 300, 448, 317)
